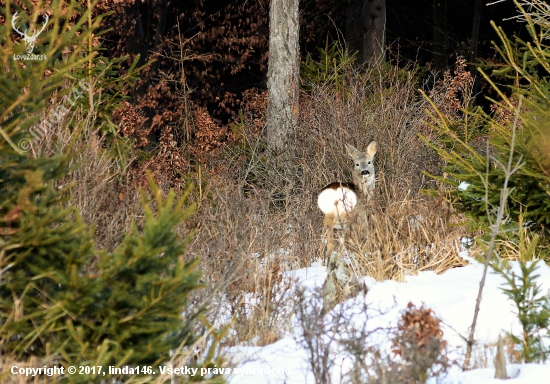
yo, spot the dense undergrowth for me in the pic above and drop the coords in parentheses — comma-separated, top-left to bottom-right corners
(1, 0, 549, 383)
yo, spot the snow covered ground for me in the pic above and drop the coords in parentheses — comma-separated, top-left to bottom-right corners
(225, 254, 550, 383)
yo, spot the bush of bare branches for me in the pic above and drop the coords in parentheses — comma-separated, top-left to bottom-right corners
(34, 61, 471, 352)
(185, 62, 470, 345)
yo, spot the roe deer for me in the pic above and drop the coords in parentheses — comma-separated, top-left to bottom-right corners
(317, 141, 377, 258)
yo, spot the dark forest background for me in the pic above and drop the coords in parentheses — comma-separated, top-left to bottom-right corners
(93, 0, 524, 185)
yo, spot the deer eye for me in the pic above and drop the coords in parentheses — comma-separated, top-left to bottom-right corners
(368, 161, 371, 165)
(355, 163, 359, 167)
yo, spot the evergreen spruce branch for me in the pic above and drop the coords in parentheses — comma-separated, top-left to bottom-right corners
(482, 141, 495, 229)
(4, 2, 99, 99)
(420, 90, 486, 163)
(152, 317, 228, 384)
(0, 127, 20, 153)
(464, 95, 524, 370)
(0, 0, 101, 153)
(478, 67, 516, 110)
(516, 0, 550, 46)
(420, 131, 488, 204)
(527, 39, 550, 75)
(1, 0, 214, 370)
(495, 4, 550, 101)
(492, 258, 550, 362)
(17, 312, 66, 360)
(490, 22, 525, 83)
(199, 314, 233, 362)
(514, 0, 550, 29)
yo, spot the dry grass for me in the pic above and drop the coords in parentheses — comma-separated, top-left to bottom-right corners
(296, 65, 441, 196)
(184, 177, 301, 346)
(27, 108, 143, 255)
(346, 181, 467, 282)
(288, 64, 467, 282)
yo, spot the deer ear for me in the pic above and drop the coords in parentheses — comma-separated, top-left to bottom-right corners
(366, 141, 377, 156)
(345, 143, 359, 158)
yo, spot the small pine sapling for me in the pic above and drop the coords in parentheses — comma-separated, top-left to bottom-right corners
(300, 40, 357, 92)
(492, 259, 550, 363)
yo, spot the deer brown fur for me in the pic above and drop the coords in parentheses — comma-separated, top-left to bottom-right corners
(317, 141, 377, 259)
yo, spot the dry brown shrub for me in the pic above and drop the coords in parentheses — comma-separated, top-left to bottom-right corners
(184, 175, 300, 346)
(297, 65, 441, 198)
(183, 63, 471, 346)
(346, 179, 467, 282)
(129, 128, 191, 192)
(192, 106, 232, 157)
(423, 56, 490, 158)
(427, 56, 475, 118)
(113, 100, 149, 147)
(390, 302, 449, 383)
(393, 302, 446, 357)
(294, 64, 467, 280)
(24, 89, 294, 348)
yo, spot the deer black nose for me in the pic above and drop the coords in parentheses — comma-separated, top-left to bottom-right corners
(362, 170, 370, 176)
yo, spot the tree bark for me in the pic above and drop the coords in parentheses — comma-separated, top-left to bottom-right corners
(150, 0, 167, 80)
(127, 0, 168, 150)
(433, 0, 448, 69)
(346, 0, 363, 61)
(470, 0, 483, 74)
(126, 0, 158, 149)
(267, 0, 300, 153)
(469, 0, 483, 96)
(346, 0, 386, 65)
(364, 0, 386, 65)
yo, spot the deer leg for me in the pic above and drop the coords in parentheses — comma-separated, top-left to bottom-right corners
(323, 215, 335, 267)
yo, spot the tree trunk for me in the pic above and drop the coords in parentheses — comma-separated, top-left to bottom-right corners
(127, 0, 168, 151)
(470, 0, 483, 74)
(346, 0, 363, 61)
(364, 0, 386, 65)
(433, 0, 448, 69)
(126, 0, 157, 149)
(266, 0, 300, 153)
(470, 0, 483, 96)
(346, 0, 386, 65)
(150, 0, 167, 80)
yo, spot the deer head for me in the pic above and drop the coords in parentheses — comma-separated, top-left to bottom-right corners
(345, 141, 377, 200)
(11, 12, 49, 54)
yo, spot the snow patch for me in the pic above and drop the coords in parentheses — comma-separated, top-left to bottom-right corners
(226, 259, 550, 383)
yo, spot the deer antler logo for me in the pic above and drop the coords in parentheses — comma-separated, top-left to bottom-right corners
(11, 11, 49, 54)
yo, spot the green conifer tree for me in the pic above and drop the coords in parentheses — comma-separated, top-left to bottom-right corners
(1, 0, 100, 358)
(493, 259, 550, 363)
(1, 1, 222, 382)
(422, 0, 550, 238)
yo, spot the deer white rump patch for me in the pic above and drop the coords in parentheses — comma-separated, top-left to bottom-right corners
(317, 187, 358, 216)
